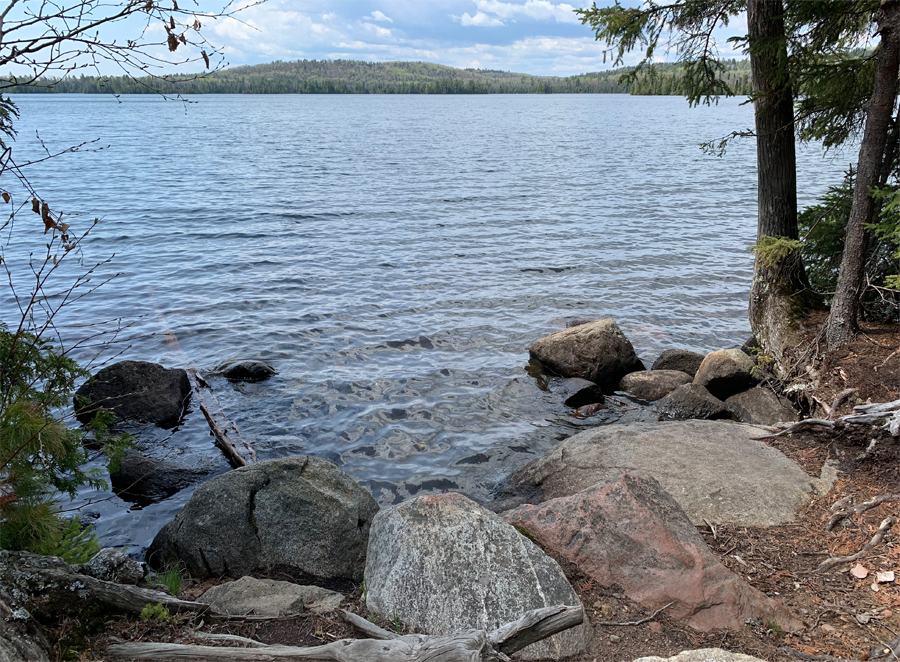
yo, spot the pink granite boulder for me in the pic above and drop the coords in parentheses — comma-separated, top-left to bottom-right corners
(504, 474, 800, 632)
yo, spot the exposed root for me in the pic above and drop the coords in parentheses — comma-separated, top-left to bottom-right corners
(825, 494, 900, 531)
(814, 517, 896, 573)
(780, 646, 860, 662)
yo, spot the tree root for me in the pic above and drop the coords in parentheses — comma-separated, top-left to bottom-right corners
(814, 517, 896, 573)
(755, 398, 900, 440)
(779, 646, 860, 662)
(826, 495, 900, 531)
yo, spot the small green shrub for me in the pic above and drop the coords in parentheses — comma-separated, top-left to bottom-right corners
(154, 564, 185, 597)
(139, 603, 170, 622)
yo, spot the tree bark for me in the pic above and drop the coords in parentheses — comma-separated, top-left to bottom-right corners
(747, 0, 818, 372)
(826, 0, 900, 349)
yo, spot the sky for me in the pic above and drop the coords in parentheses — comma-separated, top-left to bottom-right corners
(176, 0, 749, 77)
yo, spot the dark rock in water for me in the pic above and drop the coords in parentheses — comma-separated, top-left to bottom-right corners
(566, 317, 594, 328)
(529, 318, 644, 393)
(76, 548, 144, 585)
(222, 360, 276, 383)
(504, 475, 800, 632)
(74, 361, 190, 428)
(619, 370, 692, 402)
(656, 384, 731, 421)
(651, 349, 705, 378)
(147, 456, 379, 582)
(726, 387, 798, 425)
(693, 349, 758, 400)
(555, 377, 604, 408)
(110, 449, 207, 504)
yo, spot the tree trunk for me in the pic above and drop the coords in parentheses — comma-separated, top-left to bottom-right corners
(826, 0, 900, 349)
(747, 0, 818, 372)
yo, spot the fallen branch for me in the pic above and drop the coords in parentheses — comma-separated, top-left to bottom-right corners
(756, 419, 836, 439)
(826, 495, 900, 531)
(193, 632, 270, 648)
(595, 602, 674, 627)
(105, 604, 584, 662)
(340, 610, 397, 640)
(814, 517, 896, 573)
(757, 398, 900, 440)
(188, 368, 252, 468)
(829, 388, 859, 420)
(780, 646, 859, 662)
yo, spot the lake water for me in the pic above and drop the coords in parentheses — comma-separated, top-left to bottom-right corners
(2, 94, 850, 551)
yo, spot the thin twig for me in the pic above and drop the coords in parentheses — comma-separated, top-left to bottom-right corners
(595, 601, 674, 626)
(814, 517, 896, 573)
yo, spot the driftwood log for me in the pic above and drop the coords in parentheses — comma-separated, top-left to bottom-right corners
(756, 398, 900, 439)
(0, 550, 222, 620)
(187, 368, 254, 467)
(105, 604, 584, 662)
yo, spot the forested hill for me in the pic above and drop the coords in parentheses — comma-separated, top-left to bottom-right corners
(5, 59, 751, 95)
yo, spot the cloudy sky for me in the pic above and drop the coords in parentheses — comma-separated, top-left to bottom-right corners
(190, 0, 747, 77)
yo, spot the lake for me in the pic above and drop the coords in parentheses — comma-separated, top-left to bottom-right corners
(2, 93, 850, 550)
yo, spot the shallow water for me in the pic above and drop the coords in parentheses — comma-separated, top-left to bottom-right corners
(2, 93, 850, 551)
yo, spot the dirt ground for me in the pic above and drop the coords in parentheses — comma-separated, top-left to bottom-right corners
(71, 318, 899, 662)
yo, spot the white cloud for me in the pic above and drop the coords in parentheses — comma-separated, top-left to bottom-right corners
(459, 11, 505, 27)
(370, 10, 394, 23)
(473, 0, 580, 24)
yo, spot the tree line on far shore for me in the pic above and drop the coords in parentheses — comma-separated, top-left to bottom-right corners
(3, 58, 752, 96)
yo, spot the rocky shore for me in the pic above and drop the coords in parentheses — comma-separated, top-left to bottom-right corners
(3, 317, 898, 662)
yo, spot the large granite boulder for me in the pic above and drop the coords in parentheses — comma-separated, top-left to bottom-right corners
(651, 349, 706, 378)
(506, 420, 833, 526)
(74, 361, 190, 428)
(693, 349, 758, 400)
(197, 577, 343, 616)
(0, 584, 51, 662)
(529, 318, 644, 392)
(147, 456, 379, 581)
(656, 384, 731, 421)
(725, 387, 798, 425)
(110, 449, 207, 503)
(364, 493, 591, 661)
(619, 370, 692, 401)
(504, 475, 800, 632)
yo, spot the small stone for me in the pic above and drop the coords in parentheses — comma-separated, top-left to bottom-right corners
(609, 634, 621, 643)
(876, 570, 895, 583)
(648, 621, 662, 633)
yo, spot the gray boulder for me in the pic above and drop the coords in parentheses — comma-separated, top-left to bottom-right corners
(693, 349, 758, 400)
(221, 360, 276, 383)
(77, 548, 144, 585)
(636, 650, 767, 662)
(147, 456, 379, 581)
(197, 577, 343, 616)
(651, 349, 706, 378)
(506, 420, 833, 526)
(529, 318, 644, 392)
(619, 370, 692, 401)
(74, 361, 190, 428)
(555, 377, 604, 408)
(726, 387, 798, 425)
(364, 492, 591, 661)
(656, 384, 731, 420)
(0, 585, 51, 662)
(110, 449, 207, 503)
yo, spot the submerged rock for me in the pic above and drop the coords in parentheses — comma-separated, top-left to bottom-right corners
(365, 492, 591, 661)
(651, 349, 706, 378)
(505, 475, 800, 632)
(74, 361, 190, 428)
(619, 370, 692, 401)
(221, 360, 276, 383)
(506, 420, 831, 526)
(110, 449, 207, 504)
(656, 384, 731, 421)
(147, 456, 379, 581)
(529, 318, 644, 392)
